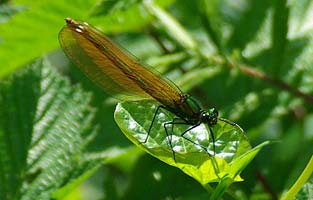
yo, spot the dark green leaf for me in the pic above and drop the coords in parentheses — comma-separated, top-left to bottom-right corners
(227, 0, 271, 50)
(0, 58, 101, 199)
(270, 0, 289, 76)
(197, 0, 224, 52)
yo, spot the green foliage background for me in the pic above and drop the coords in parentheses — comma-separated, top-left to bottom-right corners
(0, 0, 312, 199)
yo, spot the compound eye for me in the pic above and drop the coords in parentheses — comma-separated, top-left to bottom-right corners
(209, 108, 218, 116)
(213, 108, 218, 116)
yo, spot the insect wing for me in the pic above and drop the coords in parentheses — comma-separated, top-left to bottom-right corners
(59, 19, 183, 106)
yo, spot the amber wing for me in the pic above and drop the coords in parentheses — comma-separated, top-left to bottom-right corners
(59, 18, 183, 108)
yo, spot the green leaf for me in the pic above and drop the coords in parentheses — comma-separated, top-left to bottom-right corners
(227, 0, 271, 50)
(143, 1, 197, 50)
(0, 0, 176, 79)
(197, 0, 224, 52)
(295, 177, 313, 200)
(282, 155, 313, 200)
(0, 4, 24, 23)
(52, 161, 101, 199)
(0, 58, 101, 199)
(0, 0, 96, 78)
(90, 0, 127, 16)
(271, 0, 289, 76)
(93, 0, 175, 33)
(114, 101, 254, 185)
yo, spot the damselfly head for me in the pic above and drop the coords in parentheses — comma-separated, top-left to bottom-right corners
(201, 108, 218, 127)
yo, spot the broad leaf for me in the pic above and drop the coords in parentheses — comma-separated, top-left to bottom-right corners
(0, 58, 101, 199)
(114, 101, 258, 185)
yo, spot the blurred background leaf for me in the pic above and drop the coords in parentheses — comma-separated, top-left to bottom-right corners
(0, 58, 102, 199)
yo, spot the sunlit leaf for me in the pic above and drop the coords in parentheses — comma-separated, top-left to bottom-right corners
(114, 101, 255, 184)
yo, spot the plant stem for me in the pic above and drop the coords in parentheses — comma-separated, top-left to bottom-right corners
(256, 171, 278, 200)
(281, 155, 313, 200)
(237, 64, 313, 104)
